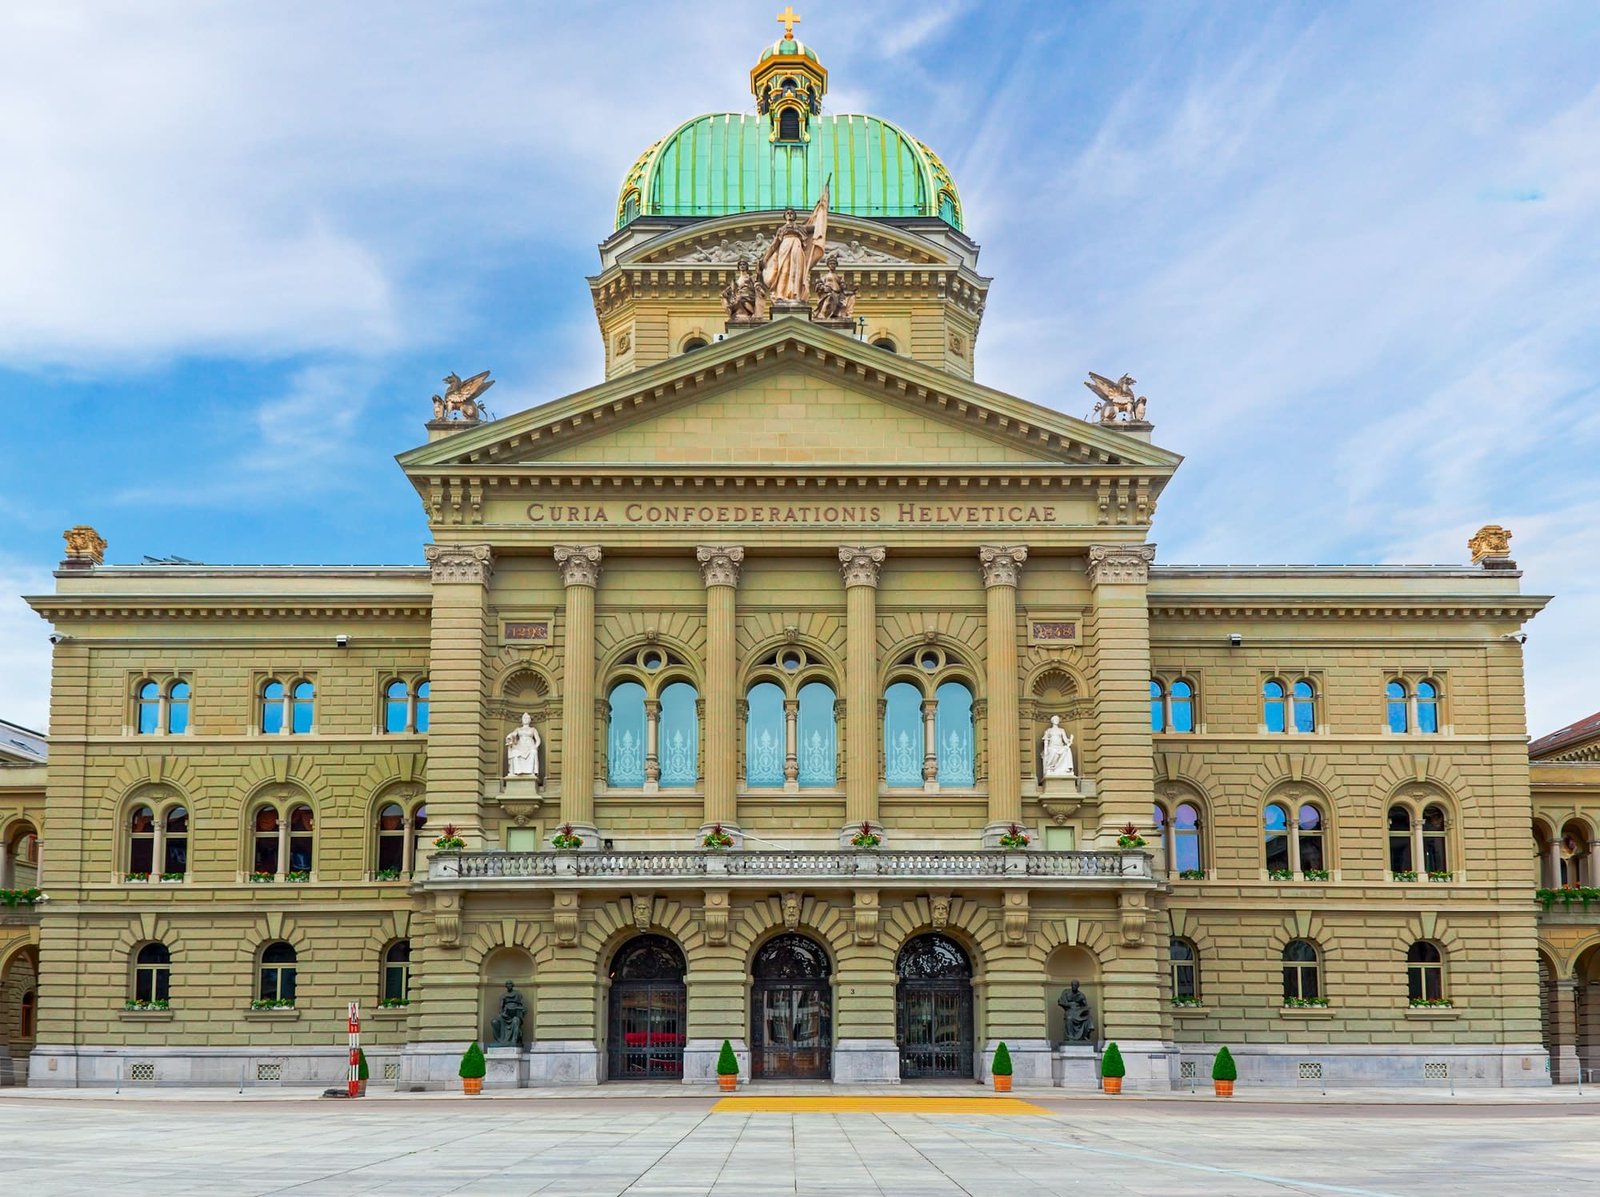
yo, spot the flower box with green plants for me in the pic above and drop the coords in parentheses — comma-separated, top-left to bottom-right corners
(124, 872, 151, 883)
(377, 997, 410, 1009)
(1115, 823, 1147, 850)
(374, 867, 403, 882)
(1211, 1046, 1237, 1097)
(433, 824, 467, 852)
(997, 824, 1031, 850)
(551, 823, 584, 850)
(0, 887, 44, 907)
(716, 1038, 740, 1091)
(1426, 870, 1454, 882)
(1171, 995, 1204, 1008)
(990, 1041, 1013, 1091)
(1267, 868, 1294, 881)
(1536, 885, 1600, 911)
(1408, 997, 1454, 1008)
(285, 870, 311, 883)
(1282, 996, 1330, 1009)
(1302, 869, 1331, 881)
(123, 998, 170, 1012)
(1392, 869, 1419, 882)
(159, 871, 185, 882)
(248, 871, 275, 884)
(460, 1041, 486, 1094)
(249, 998, 295, 1011)
(849, 821, 881, 849)
(702, 823, 735, 850)
(1178, 868, 1206, 880)
(1099, 1042, 1126, 1094)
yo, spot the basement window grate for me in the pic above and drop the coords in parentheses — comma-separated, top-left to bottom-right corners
(1297, 1062, 1323, 1081)
(128, 1062, 155, 1082)
(256, 1062, 282, 1082)
(383, 1062, 399, 1081)
(1179, 1061, 1198, 1080)
(1424, 1062, 1449, 1080)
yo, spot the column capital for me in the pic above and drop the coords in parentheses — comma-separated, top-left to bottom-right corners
(1085, 543, 1157, 586)
(838, 545, 887, 588)
(554, 544, 603, 588)
(424, 542, 493, 584)
(695, 545, 745, 588)
(978, 544, 1028, 589)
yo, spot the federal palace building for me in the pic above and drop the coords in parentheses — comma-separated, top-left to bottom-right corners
(4, 19, 1599, 1091)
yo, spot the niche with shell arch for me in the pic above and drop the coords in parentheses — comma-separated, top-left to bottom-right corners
(479, 946, 535, 1048)
(1028, 668, 1086, 784)
(1044, 944, 1101, 1045)
(493, 666, 554, 784)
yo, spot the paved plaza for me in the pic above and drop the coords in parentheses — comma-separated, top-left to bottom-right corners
(2, 1089, 1597, 1196)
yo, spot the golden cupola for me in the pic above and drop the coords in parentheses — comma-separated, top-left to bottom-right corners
(751, 7, 828, 143)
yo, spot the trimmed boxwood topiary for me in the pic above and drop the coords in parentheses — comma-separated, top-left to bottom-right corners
(1100, 1042, 1126, 1079)
(716, 1039, 739, 1076)
(459, 1041, 486, 1080)
(992, 1042, 1013, 1076)
(1212, 1046, 1237, 1082)
(356, 1047, 370, 1081)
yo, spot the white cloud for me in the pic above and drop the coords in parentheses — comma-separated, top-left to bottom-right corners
(0, 560, 54, 732)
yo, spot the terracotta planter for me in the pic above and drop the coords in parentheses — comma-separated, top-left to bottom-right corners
(1214, 1080, 1234, 1098)
(992, 1074, 1012, 1093)
(718, 1073, 737, 1092)
(355, 1080, 368, 1097)
(1102, 1076, 1123, 1095)
(462, 1076, 483, 1095)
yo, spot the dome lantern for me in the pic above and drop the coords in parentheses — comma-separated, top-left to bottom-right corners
(752, 7, 827, 144)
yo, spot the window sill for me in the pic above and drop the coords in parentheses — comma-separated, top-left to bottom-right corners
(1171, 1005, 1210, 1018)
(118, 1009, 175, 1022)
(1404, 1006, 1459, 1020)
(243, 1007, 301, 1021)
(368, 1007, 410, 1021)
(1278, 1006, 1335, 1019)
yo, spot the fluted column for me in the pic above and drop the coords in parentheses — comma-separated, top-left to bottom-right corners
(697, 546, 744, 831)
(555, 545, 602, 835)
(980, 546, 1028, 839)
(839, 546, 886, 840)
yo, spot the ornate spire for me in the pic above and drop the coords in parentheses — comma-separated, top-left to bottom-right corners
(752, 10, 827, 143)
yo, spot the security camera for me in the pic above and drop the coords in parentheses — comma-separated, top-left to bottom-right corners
(1500, 632, 1527, 644)
(47, 633, 67, 645)
(1228, 633, 1243, 648)
(335, 634, 350, 648)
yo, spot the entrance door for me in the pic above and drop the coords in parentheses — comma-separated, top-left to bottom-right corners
(607, 935, 686, 1080)
(752, 933, 832, 1079)
(896, 932, 974, 1079)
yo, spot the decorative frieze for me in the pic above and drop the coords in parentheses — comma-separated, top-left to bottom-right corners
(1085, 543, 1157, 586)
(424, 543, 493, 584)
(838, 545, 887, 588)
(695, 545, 746, 588)
(553, 544, 603, 587)
(978, 544, 1028, 588)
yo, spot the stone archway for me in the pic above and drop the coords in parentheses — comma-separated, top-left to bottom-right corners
(896, 932, 974, 1079)
(1044, 945, 1100, 1046)
(0, 944, 39, 1086)
(479, 947, 534, 1048)
(751, 932, 832, 1080)
(1576, 944, 1600, 1084)
(606, 934, 687, 1081)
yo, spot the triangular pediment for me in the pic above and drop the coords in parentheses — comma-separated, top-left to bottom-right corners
(399, 318, 1181, 476)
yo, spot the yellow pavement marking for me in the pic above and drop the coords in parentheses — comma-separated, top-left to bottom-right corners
(712, 1096, 1050, 1115)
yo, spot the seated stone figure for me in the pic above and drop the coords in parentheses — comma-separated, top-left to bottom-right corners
(489, 980, 528, 1046)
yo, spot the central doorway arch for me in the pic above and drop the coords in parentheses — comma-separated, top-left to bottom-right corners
(896, 932, 974, 1079)
(607, 934, 686, 1080)
(751, 933, 832, 1079)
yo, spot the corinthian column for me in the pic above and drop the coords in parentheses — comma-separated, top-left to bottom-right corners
(979, 546, 1027, 843)
(697, 545, 744, 836)
(839, 546, 886, 844)
(555, 545, 602, 838)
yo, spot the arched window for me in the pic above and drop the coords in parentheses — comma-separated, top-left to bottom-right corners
(608, 681, 647, 787)
(1262, 680, 1286, 732)
(163, 806, 188, 876)
(1154, 796, 1205, 877)
(260, 679, 285, 734)
(1264, 803, 1290, 874)
(384, 680, 409, 734)
(128, 805, 156, 876)
(658, 681, 698, 787)
(1406, 941, 1445, 1003)
(1170, 937, 1199, 1002)
(745, 681, 785, 787)
(1386, 680, 1409, 733)
(1388, 805, 1413, 874)
(258, 942, 297, 1005)
(1264, 677, 1318, 733)
(1151, 678, 1196, 733)
(778, 107, 801, 140)
(374, 797, 429, 879)
(382, 940, 411, 1004)
(935, 681, 974, 786)
(19, 990, 35, 1038)
(133, 943, 171, 1005)
(681, 336, 709, 353)
(290, 680, 315, 734)
(166, 680, 189, 734)
(1282, 940, 1322, 1003)
(287, 805, 314, 874)
(1391, 797, 1454, 879)
(1297, 802, 1326, 873)
(252, 806, 281, 875)
(884, 681, 923, 786)
(1421, 804, 1449, 874)
(871, 337, 897, 353)
(1416, 679, 1440, 734)
(250, 797, 316, 881)
(1292, 680, 1317, 733)
(414, 680, 430, 732)
(136, 681, 160, 735)
(796, 681, 836, 788)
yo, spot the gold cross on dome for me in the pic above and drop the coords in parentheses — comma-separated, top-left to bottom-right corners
(776, 6, 801, 37)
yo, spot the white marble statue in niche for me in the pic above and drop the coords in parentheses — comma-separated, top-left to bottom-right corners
(1040, 715, 1075, 779)
(505, 713, 542, 779)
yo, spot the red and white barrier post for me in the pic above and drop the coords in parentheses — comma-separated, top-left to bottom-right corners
(347, 1000, 361, 1097)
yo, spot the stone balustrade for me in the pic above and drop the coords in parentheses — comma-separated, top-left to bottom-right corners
(428, 848, 1151, 886)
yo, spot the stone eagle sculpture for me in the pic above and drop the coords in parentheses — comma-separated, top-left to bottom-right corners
(1084, 372, 1148, 424)
(432, 370, 495, 422)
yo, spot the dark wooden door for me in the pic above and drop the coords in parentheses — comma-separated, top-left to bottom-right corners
(752, 933, 832, 1079)
(896, 933, 973, 1079)
(607, 935, 686, 1080)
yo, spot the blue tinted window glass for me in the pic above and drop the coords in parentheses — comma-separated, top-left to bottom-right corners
(1416, 680, 1438, 734)
(385, 680, 409, 734)
(1386, 680, 1408, 733)
(261, 680, 284, 735)
(884, 681, 923, 786)
(797, 681, 836, 788)
(291, 680, 315, 734)
(166, 681, 189, 734)
(659, 681, 698, 788)
(744, 681, 785, 787)
(414, 680, 429, 733)
(1292, 680, 1316, 733)
(1150, 679, 1164, 732)
(1263, 680, 1285, 733)
(935, 681, 974, 787)
(137, 681, 160, 735)
(1174, 803, 1202, 873)
(607, 682, 646, 787)
(1170, 680, 1194, 733)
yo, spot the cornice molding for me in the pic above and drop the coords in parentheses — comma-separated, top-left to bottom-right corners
(1148, 599, 1549, 620)
(28, 600, 432, 621)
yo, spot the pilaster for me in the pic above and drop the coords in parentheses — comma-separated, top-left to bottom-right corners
(1085, 544, 1157, 845)
(839, 546, 886, 839)
(980, 545, 1027, 839)
(554, 545, 602, 838)
(697, 546, 744, 831)
(423, 543, 494, 842)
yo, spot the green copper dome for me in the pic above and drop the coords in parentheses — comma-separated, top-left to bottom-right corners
(616, 112, 963, 231)
(759, 35, 818, 63)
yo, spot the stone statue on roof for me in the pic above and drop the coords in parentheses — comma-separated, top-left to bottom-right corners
(761, 187, 829, 304)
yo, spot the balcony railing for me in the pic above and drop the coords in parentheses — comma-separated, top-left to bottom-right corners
(428, 849, 1152, 884)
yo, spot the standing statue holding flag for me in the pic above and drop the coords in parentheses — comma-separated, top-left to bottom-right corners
(761, 183, 829, 304)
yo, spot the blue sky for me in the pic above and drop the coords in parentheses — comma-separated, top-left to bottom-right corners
(2, 1, 1597, 736)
